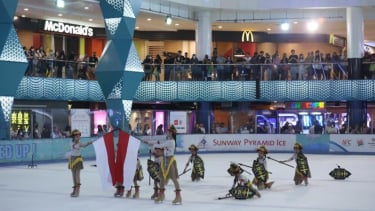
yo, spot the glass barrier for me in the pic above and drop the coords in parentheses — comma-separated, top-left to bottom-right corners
(24, 58, 375, 81)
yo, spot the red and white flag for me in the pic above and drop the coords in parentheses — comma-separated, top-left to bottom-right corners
(93, 130, 140, 191)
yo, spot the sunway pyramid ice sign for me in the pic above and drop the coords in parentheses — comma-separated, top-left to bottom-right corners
(43, 20, 94, 37)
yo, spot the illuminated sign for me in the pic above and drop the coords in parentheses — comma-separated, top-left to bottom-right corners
(286, 102, 325, 109)
(44, 20, 94, 37)
(241, 30, 254, 42)
(11, 111, 31, 132)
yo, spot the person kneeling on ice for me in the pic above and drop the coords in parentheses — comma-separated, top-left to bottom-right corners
(227, 163, 261, 199)
(282, 143, 311, 186)
(183, 144, 205, 181)
(252, 145, 274, 190)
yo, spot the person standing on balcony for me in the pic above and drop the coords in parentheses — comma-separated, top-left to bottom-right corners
(288, 49, 299, 80)
(153, 54, 162, 81)
(142, 55, 153, 81)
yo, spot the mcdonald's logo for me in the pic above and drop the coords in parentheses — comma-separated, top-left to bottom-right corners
(241, 30, 254, 42)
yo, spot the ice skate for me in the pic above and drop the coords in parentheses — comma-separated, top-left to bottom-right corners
(114, 185, 124, 197)
(154, 188, 165, 203)
(265, 181, 274, 189)
(172, 189, 182, 205)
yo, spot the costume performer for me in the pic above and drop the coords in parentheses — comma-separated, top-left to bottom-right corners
(153, 126, 182, 204)
(252, 145, 273, 190)
(183, 144, 205, 181)
(283, 143, 311, 185)
(68, 129, 93, 197)
(126, 156, 143, 198)
(227, 163, 261, 199)
(148, 145, 162, 200)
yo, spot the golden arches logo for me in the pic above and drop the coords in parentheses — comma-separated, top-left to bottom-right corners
(241, 30, 254, 42)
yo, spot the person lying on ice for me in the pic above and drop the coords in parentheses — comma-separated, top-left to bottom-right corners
(227, 163, 261, 199)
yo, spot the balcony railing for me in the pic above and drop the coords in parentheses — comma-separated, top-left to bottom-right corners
(23, 58, 375, 81)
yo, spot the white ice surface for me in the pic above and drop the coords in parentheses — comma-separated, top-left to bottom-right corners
(1, 153, 374, 211)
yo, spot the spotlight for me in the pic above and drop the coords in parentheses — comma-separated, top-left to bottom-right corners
(165, 15, 172, 25)
(56, 0, 65, 8)
(281, 22, 290, 31)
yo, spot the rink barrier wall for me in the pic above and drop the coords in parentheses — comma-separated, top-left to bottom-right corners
(1, 134, 375, 165)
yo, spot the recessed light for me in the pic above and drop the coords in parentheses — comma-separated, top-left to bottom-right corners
(56, 0, 65, 8)
(218, 25, 223, 29)
(58, 13, 63, 17)
(88, 18, 93, 21)
(21, 14, 26, 18)
(24, 8, 29, 11)
(13, 16, 18, 20)
(84, 6, 89, 10)
(135, 26, 140, 29)
(147, 18, 152, 21)
(267, 28, 271, 31)
(175, 23, 179, 26)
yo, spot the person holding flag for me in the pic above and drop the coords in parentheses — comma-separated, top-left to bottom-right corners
(68, 129, 93, 197)
(92, 129, 141, 198)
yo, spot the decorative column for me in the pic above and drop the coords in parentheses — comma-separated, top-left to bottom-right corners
(346, 7, 367, 130)
(96, 0, 143, 132)
(195, 10, 212, 60)
(195, 11, 213, 133)
(0, 0, 28, 139)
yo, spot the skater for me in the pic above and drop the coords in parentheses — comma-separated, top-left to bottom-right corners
(68, 129, 93, 197)
(252, 145, 273, 190)
(183, 144, 205, 181)
(227, 162, 261, 199)
(153, 126, 182, 204)
(147, 145, 162, 200)
(126, 155, 143, 198)
(282, 143, 311, 186)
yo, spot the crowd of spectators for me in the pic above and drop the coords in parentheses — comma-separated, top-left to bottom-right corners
(22, 45, 375, 82)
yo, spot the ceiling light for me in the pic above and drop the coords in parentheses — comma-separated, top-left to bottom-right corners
(218, 25, 223, 29)
(58, 13, 63, 17)
(281, 23, 290, 31)
(56, 0, 65, 8)
(165, 15, 172, 25)
(23, 8, 29, 11)
(175, 23, 179, 26)
(307, 20, 318, 32)
(88, 18, 93, 22)
(147, 18, 152, 21)
(84, 6, 89, 10)
(13, 16, 18, 20)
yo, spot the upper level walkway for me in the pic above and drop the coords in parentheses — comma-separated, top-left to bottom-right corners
(11, 58, 375, 102)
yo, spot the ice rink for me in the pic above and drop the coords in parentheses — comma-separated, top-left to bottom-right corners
(1, 153, 374, 211)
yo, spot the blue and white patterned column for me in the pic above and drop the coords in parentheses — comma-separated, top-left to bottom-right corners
(96, 0, 144, 132)
(0, 0, 28, 139)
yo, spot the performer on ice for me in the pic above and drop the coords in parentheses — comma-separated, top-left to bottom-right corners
(282, 143, 311, 186)
(183, 144, 205, 181)
(227, 163, 261, 199)
(252, 145, 274, 190)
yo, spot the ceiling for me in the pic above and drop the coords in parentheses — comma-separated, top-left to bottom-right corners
(15, 0, 375, 46)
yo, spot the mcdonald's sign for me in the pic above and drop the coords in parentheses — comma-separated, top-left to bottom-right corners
(241, 30, 254, 42)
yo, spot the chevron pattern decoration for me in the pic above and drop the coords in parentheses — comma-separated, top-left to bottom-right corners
(0, 0, 28, 139)
(96, 0, 143, 132)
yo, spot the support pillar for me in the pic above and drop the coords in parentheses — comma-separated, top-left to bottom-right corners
(197, 102, 212, 134)
(346, 7, 367, 130)
(195, 10, 212, 60)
